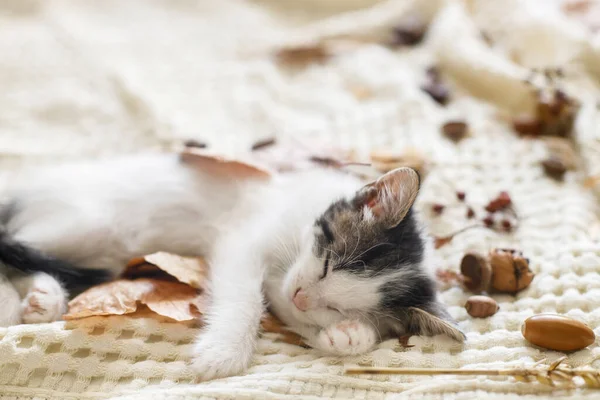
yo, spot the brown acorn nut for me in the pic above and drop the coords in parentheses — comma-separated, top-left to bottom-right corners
(465, 295, 499, 318)
(460, 253, 492, 293)
(489, 248, 534, 293)
(522, 314, 595, 352)
(442, 121, 468, 143)
(541, 156, 567, 181)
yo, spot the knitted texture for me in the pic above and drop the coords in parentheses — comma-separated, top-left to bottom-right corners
(1, 0, 600, 398)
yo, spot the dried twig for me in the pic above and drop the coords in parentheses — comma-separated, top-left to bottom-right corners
(345, 357, 600, 389)
(434, 224, 485, 249)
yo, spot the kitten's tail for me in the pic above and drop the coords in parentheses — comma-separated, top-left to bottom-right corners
(0, 231, 111, 288)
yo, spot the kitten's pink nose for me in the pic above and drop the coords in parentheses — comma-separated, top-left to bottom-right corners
(293, 288, 309, 312)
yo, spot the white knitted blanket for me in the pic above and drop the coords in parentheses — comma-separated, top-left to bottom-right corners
(1, 0, 600, 399)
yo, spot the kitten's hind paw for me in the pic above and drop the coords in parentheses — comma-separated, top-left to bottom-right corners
(19, 275, 67, 324)
(312, 319, 377, 356)
(191, 334, 253, 381)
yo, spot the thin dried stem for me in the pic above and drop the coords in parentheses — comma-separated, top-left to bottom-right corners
(345, 360, 600, 389)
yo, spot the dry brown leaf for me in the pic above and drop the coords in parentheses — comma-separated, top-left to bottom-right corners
(260, 313, 306, 346)
(276, 44, 330, 66)
(435, 269, 462, 285)
(398, 334, 414, 348)
(370, 148, 427, 177)
(64, 278, 205, 322)
(584, 175, 600, 188)
(433, 236, 453, 249)
(250, 137, 357, 173)
(180, 148, 272, 180)
(125, 252, 208, 290)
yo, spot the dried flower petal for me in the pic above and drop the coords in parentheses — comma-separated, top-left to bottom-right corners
(485, 191, 512, 212)
(432, 204, 445, 215)
(434, 236, 453, 249)
(466, 207, 476, 219)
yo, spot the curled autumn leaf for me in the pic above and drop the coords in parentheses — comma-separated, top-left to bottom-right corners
(64, 251, 307, 347)
(260, 313, 306, 346)
(124, 252, 208, 289)
(64, 278, 205, 322)
(180, 148, 272, 180)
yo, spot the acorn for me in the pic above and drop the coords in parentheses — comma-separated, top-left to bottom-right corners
(489, 248, 534, 293)
(465, 295, 499, 318)
(522, 314, 595, 352)
(460, 253, 492, 293)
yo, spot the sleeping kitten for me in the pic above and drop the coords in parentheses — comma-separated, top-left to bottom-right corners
(0, 153, 464, 379)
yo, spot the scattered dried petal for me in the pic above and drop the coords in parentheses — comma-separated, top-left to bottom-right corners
(432, 204, 445, 215)
(483, 214, 495, 227)
(442, 121, 468, 142)
(501, 219, 513, 232)
(466, 207, 475, 219)
(485, 191, 512, 212)
(457, 191, 466, 201)
(434, 236, 453, 249)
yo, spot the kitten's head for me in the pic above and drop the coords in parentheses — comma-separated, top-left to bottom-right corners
(283, 167, 464, 341)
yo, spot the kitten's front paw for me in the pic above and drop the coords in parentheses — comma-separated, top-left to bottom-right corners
(20, 279, 67, 324)
(191, 334, 253, 381)
(312, 319, 377, 356)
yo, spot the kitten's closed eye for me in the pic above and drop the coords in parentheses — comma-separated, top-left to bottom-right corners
(319, 254, 330, 280)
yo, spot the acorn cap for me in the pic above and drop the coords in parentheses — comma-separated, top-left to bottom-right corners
(460, 252, 492, 293)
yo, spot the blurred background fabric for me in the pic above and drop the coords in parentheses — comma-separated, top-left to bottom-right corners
(1, 0, 600, 398)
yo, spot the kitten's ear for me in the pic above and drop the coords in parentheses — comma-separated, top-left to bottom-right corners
(404, 304, 466, 342)
(352, 167, 420, 228)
